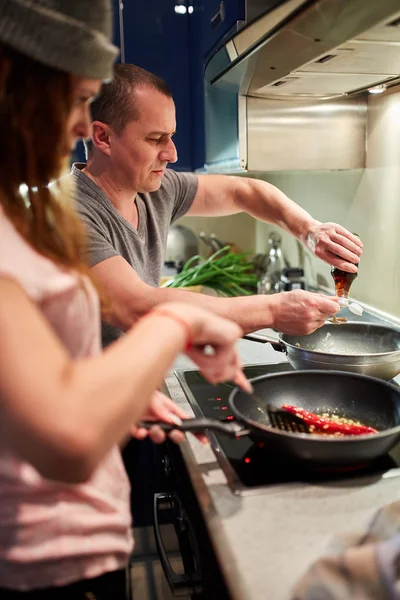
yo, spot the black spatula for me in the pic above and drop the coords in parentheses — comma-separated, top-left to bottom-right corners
(265, 404, 310, 434)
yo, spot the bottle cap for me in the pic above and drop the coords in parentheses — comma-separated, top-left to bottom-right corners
(348, 302, 363, 316)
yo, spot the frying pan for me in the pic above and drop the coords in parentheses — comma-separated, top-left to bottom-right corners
(246, 322, 400, 380)
(147, 371, 400, 468)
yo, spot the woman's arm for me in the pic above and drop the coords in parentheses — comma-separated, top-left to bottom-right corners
(0, 277, 244, 483)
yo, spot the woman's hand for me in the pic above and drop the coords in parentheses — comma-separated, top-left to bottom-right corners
(130, 304, 252, 448)
(153, 303, 252, 391)
(130, 390, 207, 445)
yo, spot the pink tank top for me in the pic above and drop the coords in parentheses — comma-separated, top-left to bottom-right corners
(0, 206, 133, 590)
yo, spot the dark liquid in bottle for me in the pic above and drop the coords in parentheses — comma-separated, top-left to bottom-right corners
(331, 267, 358, 298)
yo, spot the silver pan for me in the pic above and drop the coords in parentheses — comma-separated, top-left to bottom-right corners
(247, 322, 400, 380)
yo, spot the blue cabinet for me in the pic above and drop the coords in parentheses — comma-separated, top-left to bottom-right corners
(119, 1, 246, 172)
(72, 2, 245, 172)
(121, 0, 193, 172)
(201, 0, 245, 58)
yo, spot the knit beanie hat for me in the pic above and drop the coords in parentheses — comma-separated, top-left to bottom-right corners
(0, 0, 119, 81)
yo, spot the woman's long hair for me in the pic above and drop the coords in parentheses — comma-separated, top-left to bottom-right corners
(0, 43, 88, 273)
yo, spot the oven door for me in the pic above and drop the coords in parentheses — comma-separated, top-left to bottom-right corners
(154, 491, 202, 597)
(154, 442, 231, 599)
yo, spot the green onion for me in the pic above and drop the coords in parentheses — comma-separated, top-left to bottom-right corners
(161, 245, 258, 296)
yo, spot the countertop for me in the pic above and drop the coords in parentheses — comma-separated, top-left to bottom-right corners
(164, 333, 400, 600)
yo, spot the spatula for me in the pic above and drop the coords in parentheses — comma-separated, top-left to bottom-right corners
(264, 404, 310, 434)
(137, 386, 310, 436)
(236, 383, 310, 434)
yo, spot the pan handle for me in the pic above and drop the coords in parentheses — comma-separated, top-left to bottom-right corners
(138, 418, 250, 437)
(243, 332, 285, 352)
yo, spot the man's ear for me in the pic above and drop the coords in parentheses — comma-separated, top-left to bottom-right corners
(91, 121, 112, 155)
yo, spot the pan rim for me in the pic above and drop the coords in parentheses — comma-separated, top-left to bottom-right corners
(228, 369, 400, 443)
(280, 322, 400, 359)
(282, 342, 400, 360)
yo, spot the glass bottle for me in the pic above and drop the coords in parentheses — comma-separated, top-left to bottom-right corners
(330, 233, 360, 304)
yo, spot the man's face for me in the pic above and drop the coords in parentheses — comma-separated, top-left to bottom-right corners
(109, 86, 178, 193)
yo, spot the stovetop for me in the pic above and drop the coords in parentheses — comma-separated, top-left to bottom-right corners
(175, 363, 400, 495)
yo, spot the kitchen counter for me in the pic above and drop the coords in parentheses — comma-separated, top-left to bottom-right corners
(164, 337, 400, 600)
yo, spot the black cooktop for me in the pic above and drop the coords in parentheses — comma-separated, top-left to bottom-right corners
(175, 363, 400, 492)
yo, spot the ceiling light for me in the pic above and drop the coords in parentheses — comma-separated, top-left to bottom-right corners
(368, 85, 387, 94)
(174, 5, 187, 13)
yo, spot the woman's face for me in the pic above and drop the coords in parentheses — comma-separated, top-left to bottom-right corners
(65, 76, 102, 154)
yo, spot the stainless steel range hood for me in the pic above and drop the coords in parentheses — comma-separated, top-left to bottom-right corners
(205, 0, 400, 98)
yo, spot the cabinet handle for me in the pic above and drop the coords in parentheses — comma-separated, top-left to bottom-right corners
(210, 1, 225, 29)
(153, 492, 203, 595)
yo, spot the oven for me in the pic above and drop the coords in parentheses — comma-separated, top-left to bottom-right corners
(154, 439, 232, 599)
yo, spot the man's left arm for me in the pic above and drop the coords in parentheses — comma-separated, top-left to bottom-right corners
(187, 174, 363, 273)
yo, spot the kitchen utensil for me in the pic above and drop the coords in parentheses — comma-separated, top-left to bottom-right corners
(265, 405, 310, 433)
(141, 396, 309, 434)
(209, 233, 225, 250)
(266, 233, 285, 287)
(245, 322, 400, 380)
(200, 232, 242, 256)
(239, 388, 311, 433)
(279, 267, 306, 291)
(199, 232, 221, 254)
(139, 370, 400, 467)
(165, 225, 199, 269)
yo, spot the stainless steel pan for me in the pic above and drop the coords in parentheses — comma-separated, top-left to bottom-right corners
(246, 322, 400, 380)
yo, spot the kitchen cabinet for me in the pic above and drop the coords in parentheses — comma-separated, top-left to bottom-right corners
(193, 0, 245, 170)
(121, 0, 194, 171)
(201, 0, 245, 58)
(73, 1, 195, 171)
(118, 1, 247, 172)
(72, 1, 245, 171)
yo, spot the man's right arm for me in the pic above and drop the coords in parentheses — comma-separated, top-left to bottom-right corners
(92, 255, 340, 336)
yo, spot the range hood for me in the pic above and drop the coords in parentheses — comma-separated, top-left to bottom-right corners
(205, 0, 400, 98)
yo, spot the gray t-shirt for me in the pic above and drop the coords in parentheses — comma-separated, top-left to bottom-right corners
(72, 163, 198, 346)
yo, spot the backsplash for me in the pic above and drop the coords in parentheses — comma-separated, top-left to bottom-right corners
(177, 212, 256, 256)
(252, 170, 364, 291)
(254, 85, 400, 317)
(179, 84, 400, 318)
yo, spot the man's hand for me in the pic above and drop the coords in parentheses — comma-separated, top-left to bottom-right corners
(268, 290, 340, 335)
(305, 222, 363, 273)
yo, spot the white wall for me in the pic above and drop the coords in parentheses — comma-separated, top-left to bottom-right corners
(255, 86, 400, 317)
(253, 170, 364, 289)
(179, 84, 400, 317)
(178, 212, 256, 256)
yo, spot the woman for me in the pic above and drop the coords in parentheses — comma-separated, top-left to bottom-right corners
(0, 1, 249, 597)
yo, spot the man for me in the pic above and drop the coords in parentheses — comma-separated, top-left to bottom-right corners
(74, 64, 362, 348)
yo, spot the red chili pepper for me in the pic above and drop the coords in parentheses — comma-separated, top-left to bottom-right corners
(281, 405, 378, 436)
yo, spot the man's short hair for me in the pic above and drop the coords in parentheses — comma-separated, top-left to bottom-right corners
(84, 64, 173, 158)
